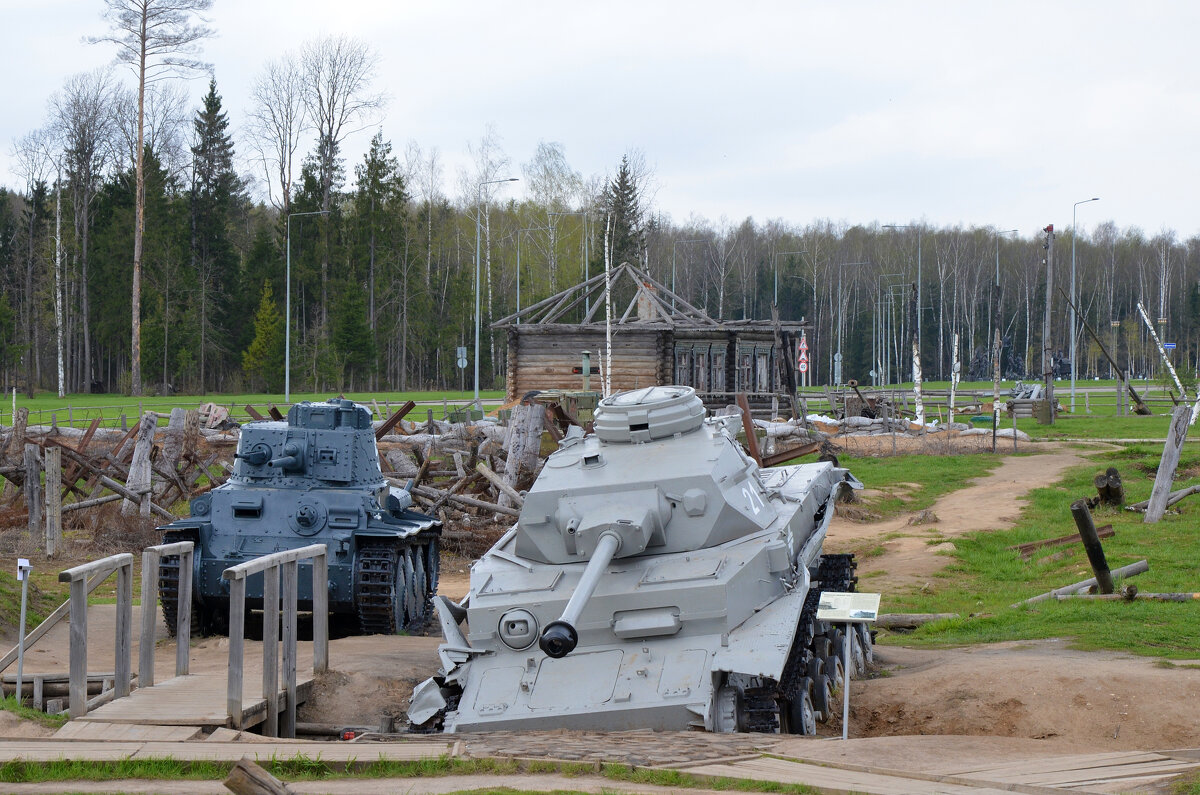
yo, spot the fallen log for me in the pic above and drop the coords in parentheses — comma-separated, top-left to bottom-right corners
(61, 493, 123, 513)
(1127, 484, 1200, 512)
(1013, 559, 1149, 607)
(875, 613, 959, 630)
(475, 461, 525, 508)
(375, 400, 416, 440)
(411, 484, 520, 518)
(1053, 591, 1200, 602)
(1010, 525, 1114, 559)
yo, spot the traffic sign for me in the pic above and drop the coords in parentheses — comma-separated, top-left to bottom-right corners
(1164, 342, 1177, 350)
(799, 333, 808, 352)
(455, 345, 468, 369)
(798, 362, 808, 373)
(799, 351, 809, 363)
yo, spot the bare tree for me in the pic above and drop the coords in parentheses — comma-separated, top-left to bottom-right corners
(300, 34, 384, 320)
(50, 68, 120, 391)
(246, 54, 308, 216)
(10, 129, 54, 396)
(90, 0, 213, 396)
(404, 141, 442, 288)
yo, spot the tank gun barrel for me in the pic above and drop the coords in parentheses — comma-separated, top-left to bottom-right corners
(539, 531, 621, 658)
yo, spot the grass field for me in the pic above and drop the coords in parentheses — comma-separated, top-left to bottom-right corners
(877, 442, 1200, 657)
(3, 389, 508, 429)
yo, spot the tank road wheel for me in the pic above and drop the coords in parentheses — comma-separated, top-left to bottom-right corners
(424, 538, 440, 598)
(354, 545, 409, 635)
(402, 549, 420, 627)
(856, 623, 874, 666)
(811, 674, 833, 722)
(824, 653, 845, 690)
(412, 547, 429, 626)
(785, 678, 818, 736)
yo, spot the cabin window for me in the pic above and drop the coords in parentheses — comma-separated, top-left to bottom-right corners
(711, 349, 727, 392)
(674, 347, 692, 384)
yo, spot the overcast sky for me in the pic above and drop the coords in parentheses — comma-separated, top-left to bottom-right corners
(3, 0, 1198, 240)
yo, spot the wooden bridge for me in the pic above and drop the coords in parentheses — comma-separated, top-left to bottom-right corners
(7, 542, 326, 736)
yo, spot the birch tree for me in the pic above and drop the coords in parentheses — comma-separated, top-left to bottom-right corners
(90, 0, 213, 395)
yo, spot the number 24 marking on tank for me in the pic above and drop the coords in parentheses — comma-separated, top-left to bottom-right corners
(742, 486, 765, 515)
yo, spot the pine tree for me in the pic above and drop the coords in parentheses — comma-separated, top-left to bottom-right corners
(596, 155, 644, 267)
(242, 281, 284, 392)
(190, 78, 243, 389)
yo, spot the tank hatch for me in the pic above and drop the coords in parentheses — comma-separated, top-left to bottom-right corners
(592, 385, 705, 443)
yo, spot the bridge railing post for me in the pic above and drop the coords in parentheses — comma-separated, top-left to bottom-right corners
(139, 541, 195, 689)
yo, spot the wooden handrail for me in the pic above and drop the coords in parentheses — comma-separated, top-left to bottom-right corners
(58, 553, 134, 719)
(221, 545, 328, 737)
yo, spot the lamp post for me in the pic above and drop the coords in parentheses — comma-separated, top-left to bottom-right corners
(671, 239, 704, 309)
(475, 177, 519, 408)
(516, 226, 550, 323)
(285, 209, 329, 403)
(993, 229, 1018, 452)
(1071, 197, 1099, 412)
(772, 250, 806, 308)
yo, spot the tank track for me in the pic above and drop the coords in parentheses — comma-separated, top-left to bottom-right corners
(157, 528, 223, 637)
(354, 534, 439, 635)
(747, 552, 863, 734)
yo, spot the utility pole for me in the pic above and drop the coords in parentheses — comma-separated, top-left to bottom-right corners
(1041, 224, 1056, 423)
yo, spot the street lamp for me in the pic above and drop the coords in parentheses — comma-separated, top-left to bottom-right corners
(772, 250, 806, 308)
(475, 177, 519, 408)
(285, 209, 329, 403)
(516, 226, 550, 323)
(993, 229, 1018, 452)
(671, 239, 704, 309)
(1071, 197, 1099, 412)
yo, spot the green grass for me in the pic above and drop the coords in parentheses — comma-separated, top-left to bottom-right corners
(5, 389, 508, 429)
(1171, 770, 1200, 795)
(885, 442, 1200, 657)
(0, 694, 68, 730)
(841, 452, 1003, 518)
(0, 755, 816, 793)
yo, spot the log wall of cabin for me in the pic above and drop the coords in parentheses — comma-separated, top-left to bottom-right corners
(505, 328, 667, 400)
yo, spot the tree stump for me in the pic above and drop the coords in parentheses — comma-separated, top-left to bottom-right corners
(122, 412, 157, 517)
(498, 401, 543, 509)
(1093, 466, 1125, 506)
(23, 443, 41, 536)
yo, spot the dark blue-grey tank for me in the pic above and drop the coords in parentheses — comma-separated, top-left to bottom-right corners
(157, 398, 441, 636)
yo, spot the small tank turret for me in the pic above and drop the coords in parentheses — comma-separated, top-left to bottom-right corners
(157, 398, 440, 636)
(409, 386, 866, 735)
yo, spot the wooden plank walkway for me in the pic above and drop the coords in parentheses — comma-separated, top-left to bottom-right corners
(697, 748, 1200, 794)
(73, 669, 313, 728)
(0, 739, 457, 763)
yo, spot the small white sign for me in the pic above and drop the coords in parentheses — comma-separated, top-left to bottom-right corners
(816, 591, 880, 622)
(16, 558, 30, 580)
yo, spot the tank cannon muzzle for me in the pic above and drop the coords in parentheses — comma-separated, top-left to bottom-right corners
(538, 621, 579, 658)
(269, 442, 305, 471)
(538, 531, 621, 658)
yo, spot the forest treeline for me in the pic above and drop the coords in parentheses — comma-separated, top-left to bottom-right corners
(4, 9, 1198, 397)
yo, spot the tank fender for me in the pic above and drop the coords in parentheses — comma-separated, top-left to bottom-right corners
(711, 587, 807, 682)
(408, 677, 449, 726)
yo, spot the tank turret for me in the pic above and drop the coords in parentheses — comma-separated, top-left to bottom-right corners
(409, 386, 866, 735)
(157, 398, 440, 637)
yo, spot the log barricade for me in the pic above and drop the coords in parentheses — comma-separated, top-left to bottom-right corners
(58, 553, 134, 719)
(138, 541, 194, 688)
(221, 544, 328, 738)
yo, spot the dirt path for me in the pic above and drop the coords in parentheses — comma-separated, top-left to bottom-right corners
(825, 446, 1091, 594)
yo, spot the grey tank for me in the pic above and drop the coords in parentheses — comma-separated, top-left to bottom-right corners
(408, 385, 864, 734)
(157, 398, 441, 637)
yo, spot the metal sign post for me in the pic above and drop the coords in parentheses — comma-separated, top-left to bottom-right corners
(15, 558, 31, 705)
(816, 591, 881, 741)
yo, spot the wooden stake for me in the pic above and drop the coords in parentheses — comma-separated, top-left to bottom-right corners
(1145, 405, 1190, 523)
